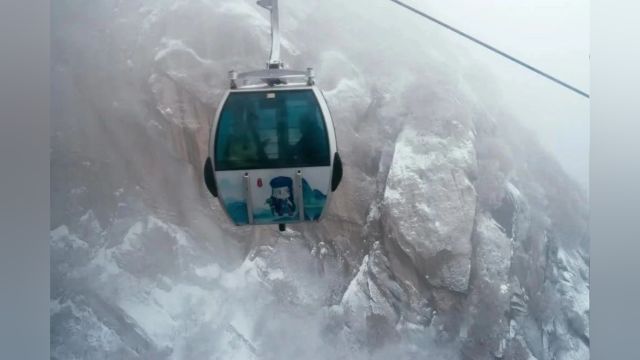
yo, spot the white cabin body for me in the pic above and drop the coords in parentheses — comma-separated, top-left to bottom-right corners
(207, 85, 339, 226)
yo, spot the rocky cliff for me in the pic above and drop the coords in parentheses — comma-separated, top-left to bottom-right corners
(51, 1, 589, 359)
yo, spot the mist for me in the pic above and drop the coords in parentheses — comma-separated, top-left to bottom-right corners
(51, 1, 590, 359)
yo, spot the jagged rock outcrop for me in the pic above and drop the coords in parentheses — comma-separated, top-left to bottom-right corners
(383, 125, 477, 293)
(460, 213, 513, 359)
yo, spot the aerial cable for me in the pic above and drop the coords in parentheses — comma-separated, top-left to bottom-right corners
(388, 0, 590, 98)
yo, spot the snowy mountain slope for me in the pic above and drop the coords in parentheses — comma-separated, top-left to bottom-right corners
(51, 0, 589, 359)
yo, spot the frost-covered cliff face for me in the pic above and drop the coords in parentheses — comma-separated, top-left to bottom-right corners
(51, 0, 589, 359)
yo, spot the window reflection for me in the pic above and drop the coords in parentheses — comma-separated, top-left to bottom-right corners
(215, 90, 330, 170)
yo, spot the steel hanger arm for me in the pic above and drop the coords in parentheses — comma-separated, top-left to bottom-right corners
(257, 0, 282, 69)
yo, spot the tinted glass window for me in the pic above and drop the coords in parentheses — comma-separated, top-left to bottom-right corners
(215, 90, 330, 170)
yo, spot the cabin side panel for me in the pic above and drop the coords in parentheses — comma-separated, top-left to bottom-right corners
(215, 171, 249, 225)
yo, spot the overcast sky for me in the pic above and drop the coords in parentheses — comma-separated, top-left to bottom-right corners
(400, 0, 590, 189)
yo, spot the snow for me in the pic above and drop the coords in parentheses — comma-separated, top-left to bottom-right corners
(119, 296, 177, 348)
(120, 221, 144, 251)
(87, 248, 123, 282)
(500, 284, 509, 294)
(51, 298, 127, 359)
(266, 268, 285, 281)
(220, 257, 264, 290)
(51, 0, 589, 358)
(194, 264, 222, 279)
(339, 255, 370, 310)
(154, 38, 212, 65)
(382, 125, 476, 292)
(50, 225, 88, 250)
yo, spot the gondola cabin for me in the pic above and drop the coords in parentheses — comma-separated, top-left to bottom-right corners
(204, 69, 342, 229)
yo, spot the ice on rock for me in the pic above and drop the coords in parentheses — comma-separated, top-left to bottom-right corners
(383, 125, 476, 292)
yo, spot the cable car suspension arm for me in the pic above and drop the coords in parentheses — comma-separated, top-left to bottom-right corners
(257, 0, 283, 69)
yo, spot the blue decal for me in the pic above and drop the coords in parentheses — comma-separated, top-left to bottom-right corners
(266, 176, 297, 217)
(226, 200, 249, 225)
(302, 179, 327, 221)
(219, 174, 328, 225)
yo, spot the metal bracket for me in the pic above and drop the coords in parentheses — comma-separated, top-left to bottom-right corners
(257, 0, 282, 69)
(230, 68, 315, 89)
(229, 70, 238, 89)
(243, 172, 254, 224)
(306, 67, 315, 85)
(226, 2, 316, 89)
(295, 170, 305, 221)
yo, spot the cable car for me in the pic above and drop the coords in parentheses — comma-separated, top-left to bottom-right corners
(203, 0, 342, 230)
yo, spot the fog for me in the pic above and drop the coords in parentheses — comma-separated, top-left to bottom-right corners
(51, 1, 590, 359)
(399, 0, 589, 188)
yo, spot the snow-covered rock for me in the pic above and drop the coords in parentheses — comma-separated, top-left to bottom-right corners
(383, 124, 477, 293)
(461, 213, 513, 358)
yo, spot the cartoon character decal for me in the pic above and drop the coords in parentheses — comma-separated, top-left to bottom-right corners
(266, 176, 296, 217)
(217, 171, 328, 225)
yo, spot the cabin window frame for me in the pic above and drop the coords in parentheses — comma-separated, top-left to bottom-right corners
(214, 89, 331, 171)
